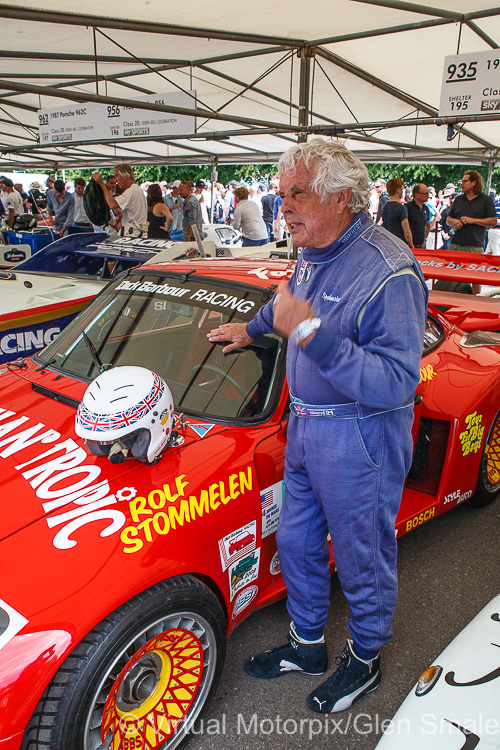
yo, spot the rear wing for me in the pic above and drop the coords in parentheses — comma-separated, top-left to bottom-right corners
(413, 249, 500, 287)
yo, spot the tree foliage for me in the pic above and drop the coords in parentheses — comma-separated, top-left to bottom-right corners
(366, 163, 500, 191)
(64, 162, 500, 191)
(64, 164, 278, 186)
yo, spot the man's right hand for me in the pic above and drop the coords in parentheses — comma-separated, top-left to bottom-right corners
(207, 323, 253, 354)
(92, 172, 104, 186)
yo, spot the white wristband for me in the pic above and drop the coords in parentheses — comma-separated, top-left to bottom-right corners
(290, 317, 321, 345)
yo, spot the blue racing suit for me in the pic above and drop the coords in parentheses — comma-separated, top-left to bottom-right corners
(246, 212, 428, 655)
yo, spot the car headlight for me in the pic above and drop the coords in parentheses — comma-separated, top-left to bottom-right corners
(415, 664, 443, 696)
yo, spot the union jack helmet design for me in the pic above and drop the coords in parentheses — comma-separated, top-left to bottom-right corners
(75, 366, 174, 464)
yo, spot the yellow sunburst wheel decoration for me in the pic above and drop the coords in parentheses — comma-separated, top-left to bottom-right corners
(486, 417, 500, 486)
(101, 629, 203, 749)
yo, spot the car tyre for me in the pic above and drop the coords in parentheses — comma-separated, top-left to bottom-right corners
(468, 411, 500, 507)
(21, 575, 226, 750)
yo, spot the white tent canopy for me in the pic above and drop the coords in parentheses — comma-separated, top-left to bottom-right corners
(0, 0, 499, 170)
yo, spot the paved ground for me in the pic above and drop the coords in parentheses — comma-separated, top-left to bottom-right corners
(189, 497, 500, 750)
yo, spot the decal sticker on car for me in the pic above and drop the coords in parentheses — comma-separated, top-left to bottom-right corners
(121, 467, 253, 554)
(0, 326, 60, 358)
(459, 411, 485, 456)
(218, 521, 257, 571)
(443, 488, 473, 505)
(0, 408, 127, 550)
(419, 363, 436, 383)
(261, 480, 284, 538)
(247, 267, 294, 281)
(232, 585, 259, 618)
(189, 423, 215, 438)
(229, 549, 260, 601)
(0, 597, 28, 654)
(406, 506, 436, 532)
(115, 279, 255, 314)
(270, 550, 281, 575)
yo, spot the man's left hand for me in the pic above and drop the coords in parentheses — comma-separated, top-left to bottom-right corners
(272, 282, 316, 339)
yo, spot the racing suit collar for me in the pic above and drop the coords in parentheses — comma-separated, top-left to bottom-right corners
(301, 212, 371, 263)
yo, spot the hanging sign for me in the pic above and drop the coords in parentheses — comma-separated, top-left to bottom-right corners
(439, 50, 500, 116)
(38, 91, 196, 145)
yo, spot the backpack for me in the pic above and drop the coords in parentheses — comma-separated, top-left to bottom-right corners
(83, 179, 111, 226)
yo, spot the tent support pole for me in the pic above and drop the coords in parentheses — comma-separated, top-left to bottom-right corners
(297, 47, 316, 143)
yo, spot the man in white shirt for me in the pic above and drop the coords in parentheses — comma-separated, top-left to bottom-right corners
(92, 164, 147, 234)
(2, 178, 24, 226)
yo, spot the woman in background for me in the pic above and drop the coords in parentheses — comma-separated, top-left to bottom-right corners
(147, 183, 173, 238)
(232, 186, 268, 247)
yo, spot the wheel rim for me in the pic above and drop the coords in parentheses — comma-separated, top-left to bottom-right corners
(484, 413, 500, 490)
(83, 612, 217, 750)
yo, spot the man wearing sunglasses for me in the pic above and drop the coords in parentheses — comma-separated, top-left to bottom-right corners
(373, 178, 389, 223)
(446, 171, 497, 254)
(406, 184, 431, 248)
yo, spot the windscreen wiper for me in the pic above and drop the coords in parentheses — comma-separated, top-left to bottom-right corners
(83, 331, 107, 373)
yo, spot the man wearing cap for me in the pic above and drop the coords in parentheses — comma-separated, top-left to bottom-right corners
(164, 181, 184, 231)
(2, 178, 24, 227)
(446, 170, 497, 254)
(194, 179, 209, 224)
(27, 181, 47, 218)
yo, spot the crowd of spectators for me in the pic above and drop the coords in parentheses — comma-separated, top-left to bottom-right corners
(371, 173, 500, 255)
(1, 166, 499, 252)
(0, 168, 285, 242)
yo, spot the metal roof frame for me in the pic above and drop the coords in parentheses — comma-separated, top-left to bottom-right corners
(0, 1, 499, 172)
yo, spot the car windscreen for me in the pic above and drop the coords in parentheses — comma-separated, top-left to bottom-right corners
(16, 232, 108, 274)
(36, 270, 284, 422)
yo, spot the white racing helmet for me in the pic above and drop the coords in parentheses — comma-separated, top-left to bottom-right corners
(75, 366, 174, 464)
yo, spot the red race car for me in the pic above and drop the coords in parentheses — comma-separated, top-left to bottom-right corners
(0, 252, 499, 750)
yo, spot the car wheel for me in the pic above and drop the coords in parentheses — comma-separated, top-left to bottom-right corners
(468, 411, 500, 507)
(21, 575, 226, 750)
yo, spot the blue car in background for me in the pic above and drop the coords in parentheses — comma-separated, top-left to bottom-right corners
(0, 232, 182, 364)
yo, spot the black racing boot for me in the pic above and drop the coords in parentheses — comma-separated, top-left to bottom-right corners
(245, 630, 328, 679)
(307, 639, 380, 713)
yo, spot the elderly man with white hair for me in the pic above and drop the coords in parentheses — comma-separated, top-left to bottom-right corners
(208, 139, 427, 714)
(93, 163, 147, 234)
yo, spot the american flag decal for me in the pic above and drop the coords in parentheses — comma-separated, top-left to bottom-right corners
(261, 489, 274, 509)
(77, 373, 164, 433)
